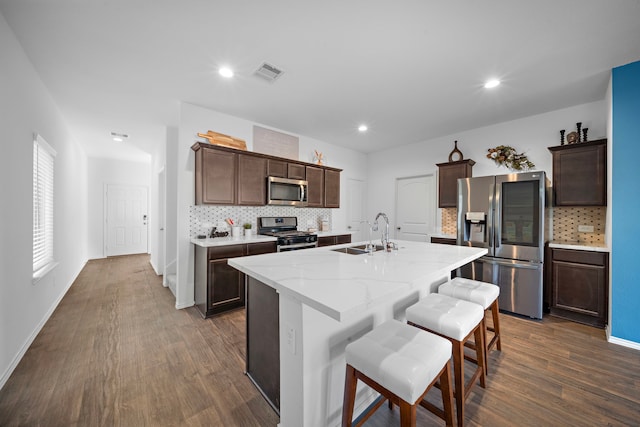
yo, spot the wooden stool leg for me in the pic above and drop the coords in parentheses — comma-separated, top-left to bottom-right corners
(399, 400, 416, 427)
(342, 364, 357, 427)
(440, 362, 455, 427)
(482, 312, 489, 377)
(452, 340, 464, 427)
(490, 299, 502, 351)
(475, 321, 486, 389)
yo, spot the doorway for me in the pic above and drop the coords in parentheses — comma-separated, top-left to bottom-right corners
(105, 184, 149, 256)
(395, 175, 436, 241)
(346, 178, 366, 242)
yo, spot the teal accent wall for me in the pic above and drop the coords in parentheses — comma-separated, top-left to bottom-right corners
(611, 60, 640, 342)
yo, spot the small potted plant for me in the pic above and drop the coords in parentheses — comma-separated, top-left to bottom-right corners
(243, 223, 252, 237)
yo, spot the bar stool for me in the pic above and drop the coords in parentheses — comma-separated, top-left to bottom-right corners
(438, 277, 502, 375)
(405, 293, 486, 427)
(342, 319, 455, 427)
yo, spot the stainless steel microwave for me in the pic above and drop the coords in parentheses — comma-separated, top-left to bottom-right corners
(267, 176, 308, 206)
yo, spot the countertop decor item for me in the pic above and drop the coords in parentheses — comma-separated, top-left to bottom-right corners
(197, 130, 247, 150)
(448, 140, 464, 162)
(566, 131, 578, 144)
(313, 150, 324, 165)
(486, 145, 535, 171)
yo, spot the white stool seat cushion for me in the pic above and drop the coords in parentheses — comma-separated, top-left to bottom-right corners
(406, 293, 484, 341)
(438, 277, 500, 310)
(345, 319, 452, 405)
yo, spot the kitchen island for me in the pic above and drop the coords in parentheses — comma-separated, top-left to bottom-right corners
(228, 240, 487, 427)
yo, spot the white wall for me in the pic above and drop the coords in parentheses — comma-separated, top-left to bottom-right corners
(0, 12, 88, 389)
(174, 103, 368, 309)
(149, 129, 168, 275)
(86, 158, 151, 259)
(367, 100, 607, 234)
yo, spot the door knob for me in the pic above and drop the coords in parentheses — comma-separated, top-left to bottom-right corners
(396, 227, 401, 230)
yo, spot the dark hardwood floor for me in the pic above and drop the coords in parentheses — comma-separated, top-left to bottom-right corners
(1, 254, 639, 426)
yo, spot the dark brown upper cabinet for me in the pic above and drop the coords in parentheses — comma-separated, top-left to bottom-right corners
(192, 142, 341, 207)
(436, 159, 475, 208)
(306, 165, 324, 207)
(548, 139, 607, 206)
(267, 159, 287, 178)
(195, 147, 237, 205)
(238, 154, 267, 205)
(324, 169, 340, 208)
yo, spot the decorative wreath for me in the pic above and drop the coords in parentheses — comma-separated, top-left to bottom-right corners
(486, 145, 535, 171)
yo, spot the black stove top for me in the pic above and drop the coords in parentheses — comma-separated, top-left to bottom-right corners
(262, 230, 314, 238)
(258, 217, 317, 247)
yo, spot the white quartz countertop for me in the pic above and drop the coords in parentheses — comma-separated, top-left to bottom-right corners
(228, 240, 487, 322)
(548, 241, 610, 252)
(191, 235, 277, 247)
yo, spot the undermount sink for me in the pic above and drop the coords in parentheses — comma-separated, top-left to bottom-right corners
(331, 244, 385, 255)
(351, 244, 385, 251)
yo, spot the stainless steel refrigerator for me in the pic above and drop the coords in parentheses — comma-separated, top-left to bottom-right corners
(457, 171, 550, 319)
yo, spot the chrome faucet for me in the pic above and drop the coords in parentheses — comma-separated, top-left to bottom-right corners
(373, 212, 391, 251)
(360, 220, 375, 254)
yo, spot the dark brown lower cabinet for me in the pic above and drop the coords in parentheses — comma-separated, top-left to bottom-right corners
(430, 237, 457, 245)
(194, 241, 276, 318)
(317, 234, 352, 247)
(246, 276, 280, 413)
(548, 248, 608, 328)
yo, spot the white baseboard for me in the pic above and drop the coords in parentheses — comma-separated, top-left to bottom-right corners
(0, 259, 87, 391)
(608, 335, 640, 351)
(175, 300, 194, 310)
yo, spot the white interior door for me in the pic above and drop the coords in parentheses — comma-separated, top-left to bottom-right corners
(346, 179, 366, 241)
(395, 175, 435, 241)
(106, 184, 148, 256)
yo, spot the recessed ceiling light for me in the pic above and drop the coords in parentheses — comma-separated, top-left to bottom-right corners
(219, 67, 234, 78)
(111, 131, 128, 142)
(484, 79, 501, 89)
(358, 124, 368, 132)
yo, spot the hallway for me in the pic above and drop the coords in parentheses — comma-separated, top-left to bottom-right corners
(0, 255, 278, 426)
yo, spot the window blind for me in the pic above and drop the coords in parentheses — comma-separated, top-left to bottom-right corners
(33, 133, 56, 275)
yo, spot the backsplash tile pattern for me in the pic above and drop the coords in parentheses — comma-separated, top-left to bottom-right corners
(441, 208, 457, 235)
(553, 206, 606, 244)
(441, 206, 606, 244)
(190, 205, 332, 238)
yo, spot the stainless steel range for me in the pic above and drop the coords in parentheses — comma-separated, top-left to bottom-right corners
(258, 217, 318, 252)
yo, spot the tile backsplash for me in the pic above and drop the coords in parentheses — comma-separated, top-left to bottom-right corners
(190, 205, 332, 237)
(440, 206, 606, 244)
(552, 206, 605, 244)
(441, 208, 457, 236)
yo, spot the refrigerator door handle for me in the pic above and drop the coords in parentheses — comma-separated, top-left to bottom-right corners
(482, 258, 540, 270)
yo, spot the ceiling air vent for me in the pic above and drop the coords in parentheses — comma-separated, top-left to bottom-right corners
(254, 62, 284, 83)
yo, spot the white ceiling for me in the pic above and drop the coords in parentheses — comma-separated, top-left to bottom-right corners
(2, 0, 640, 162)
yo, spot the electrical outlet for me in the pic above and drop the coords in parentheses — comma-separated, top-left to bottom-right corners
(578, 225, 594, 233)
(286, 324, 296, 354)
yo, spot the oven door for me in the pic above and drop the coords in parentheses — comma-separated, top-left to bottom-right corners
(267, 177, 308, 207)
(277, 241, 318, 252)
